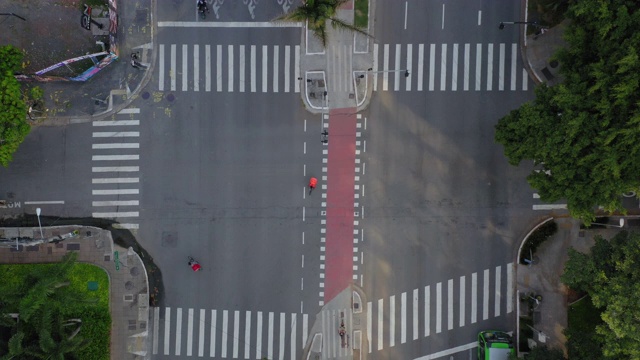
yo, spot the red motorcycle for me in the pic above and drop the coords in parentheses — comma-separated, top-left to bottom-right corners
(188, 256, 202, 272)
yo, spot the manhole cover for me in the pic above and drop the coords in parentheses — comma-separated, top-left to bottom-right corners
(130, 267, 140, 276)
(167, 94, 175, 102)
(125, 281, 134, 290)
(142, 92, 150, 99)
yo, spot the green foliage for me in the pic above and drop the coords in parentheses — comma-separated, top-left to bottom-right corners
(0, 45, 31, 167)
(561, 231, 640, 358)
(519, 220, 558, 264)
(524, 345, 566, 360)
(494, 0, 640, 224)
(566, 296, 605, 360)
(354, 0, 369, 29)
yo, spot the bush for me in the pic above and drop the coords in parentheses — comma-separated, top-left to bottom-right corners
(520, 220, 558, 264)
(566, 296, 603, 359)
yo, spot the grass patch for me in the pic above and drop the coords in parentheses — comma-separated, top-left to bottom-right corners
(354, 0, 369, 29)
(566, 296, 603, 360)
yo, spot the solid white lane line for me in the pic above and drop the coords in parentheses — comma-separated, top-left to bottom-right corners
(262, 45, 268, 93)
(159, 44, 165, 91)
(159, 21, 303, 27)
(24, 200, 64, 205)
(487, 44, 494, 91)
(377, 298, 383, 350)
(268, 312, 274, 360)
(92, 177, 139, 183)
(401, 292, 407, 344)
(373, 43, 378, 91)
(511, 43, 517, 90)
(478, 10, 482, 25)
(507, 263, 514, 313)
(417, 44, 424, 91)
(240, 45, 246, 92)
(429, 44, 435, 91)
(217, 45, 222, 92)
(394, 44, 401, 91)
(533, 203, 567, 210)
(175, 308, 182, 356)
(256, 312, 263, 359)
(523, 68, 528, 91)
(206, 44, 211, 92)
(499, 43, 505, 91)
(406, 44, 412, 91)
(251, 45, 257, 93)
(460, 276, 466, 327)
(404, 1, 408, 29)
(273, 45, 279, 93)
(92, 131, 139, 137)
(451, 43, 458, 91)
(290, 314, 297, 360)
(92, 166, 139, 172)
(471, 272, 477, 323)
(221, 310, 228, 358)
(164, 307, 171, 355)
(182, 44, 188, 91)
(194, 44, 199, 92)
(92, 143, 139, 149)
(92, 212, 139, 218)
(302, 314, 308, 348)
(171, 44, 176, 91)
(198, 309, 205, 357)
(233, 310, 240, 358)
(413, 289, 419, 340)
(92, 189, 138, 195)
(447, 279, 453, 330)
(92, 152, 136, 161)
(424, 285, 430, 337)
(153, 307, 159, 354)
(475, 44, 482, 91)
(495, 265, 502, 317)
(284, 45, 290, 93)
(383, 44, 389, 91)
(436, 282, 442, 333)
(464, 43, 470, 91)
(390, 295, 396, 347)
(279, 313, 285, 360)
(187, 308, 194, 356)
(367, 302, 372, 353)
(294, 45, 300, 93)
(228, 45, 234, 92)
(483, 269, 490, 320)
(92, 200, 139, 206)
(440, 43, 447, 91)
(441, 3, 445, 29)
(211, 310, 217, 357)
(93, 120, 139, 126)
(118, 107, 139, 113)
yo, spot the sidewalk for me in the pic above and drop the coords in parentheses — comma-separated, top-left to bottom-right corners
(0, 226, 151, 360)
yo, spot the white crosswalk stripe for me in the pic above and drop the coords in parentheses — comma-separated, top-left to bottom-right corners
(373, 43, 530, 92)
(366, 263, 514, 352)
(158, 43, 301, 93)
(91, 108, 141, 229)
(151, 307, 309, 359)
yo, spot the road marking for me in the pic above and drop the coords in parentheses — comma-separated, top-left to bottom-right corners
(464, 43, 470, 91)
(511, 43, 517, 90)
(268, 312, 274, 360)
(284, 45, 290, 93)
(404, 1, 408, 29)
(394, 44, 401, 91)
(390, 295, 396, 347)
(294, 45, 300, 93)
(210, 310, 217, 357)
(199, 309, 205, 357)
(92, 177, 139, 183)
(158, 21, 303, 28)
(273, 45, 279, 93)
(24, 200, 64, 205)
(441, 4, 445, 29)
(440, 44, 447, 91)
(239, 45, 245, 92)
(187, 308, 194, 356)
(495, 265, 502, 317)
(194, 44, 199, 92)
(401, 292, 407, 344)
(367, 302, 372, 353)
(406, 44, 412, 91)
(233, 311, 240, 358)
(429, 44, 435, 91)
(117, 108, 140, 114)
(217, 45, 222, 92)
(290, 314, 297, 360)
(228, 45, 234, 92)
(459, 275, 466, 327)
(159, 45, 165, 90)
(92, 211, 139, 218)
(417, 44, 424, 91)
(478, 10, 482, 25)
(92, 143, 139, 149)
(373, 43, 379, 91)
(251, 45, 257, 92)
(92, 131, 139, 137)
(279, 313, 285, 360)
(447, 279, 453, 330)
(256, 312, 263, 359)
(499, 43, 505, 91)
(507, 263, 514, 313)
(182, 44, 188, 91)
(93, 120, 139, 126)
(486, 44, 493, 91)
(153, 307, 159, 354)
(221, 310, 228, 358)
(92, 200, 139, 206)
(424, 285, 430, 337)
(533, 204, 567, 210)
(483, 269, 489, 320)
(205, 44, 211, 92)
(533, 193, 540, 198)
(412, 341, 477, 360)
(164, 307, 171, 355)
(92, 154, 139, 161)
(175, 308, 182, 356)
(302, 313, 308, 348)
(171, 44, 176, 91)
(92, 189, 138, 195)
(436, 282, 442, 333)
(475, 44, 481, 90)
(114, 223, 138, 230)
(377, 298, 383, 350)
(523, 68, 528, 91)
(262, 45, 268, 93)
(451, 43, 458, 91)
(471, 272, 477, 323)
(413, 288, 419, 340)
(383, 44, 389, 91)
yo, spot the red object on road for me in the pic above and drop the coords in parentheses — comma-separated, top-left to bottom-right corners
(191, 263, 201, 272)
(309, 177, 318, 189)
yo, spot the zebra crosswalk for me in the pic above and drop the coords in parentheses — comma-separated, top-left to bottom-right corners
(371, 43, 529, 92)
(150, 308, 309, 359)
(366, 263, 514, 353)
(91, 108, 141, 230)
(158, 44, 301, 93)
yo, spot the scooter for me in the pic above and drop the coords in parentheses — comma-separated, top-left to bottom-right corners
(188, 256, 202, 272)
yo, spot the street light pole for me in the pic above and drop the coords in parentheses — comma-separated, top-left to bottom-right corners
(35, 208, 44, 239)
(590, 219, 625, 228)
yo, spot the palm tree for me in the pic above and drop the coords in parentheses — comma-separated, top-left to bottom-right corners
(275, 0, 370, 47)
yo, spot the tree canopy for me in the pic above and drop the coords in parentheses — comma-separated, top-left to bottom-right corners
(0, 45, 31, 167)
(494, 0, 640, 223)
(561, 231, 640, 358)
